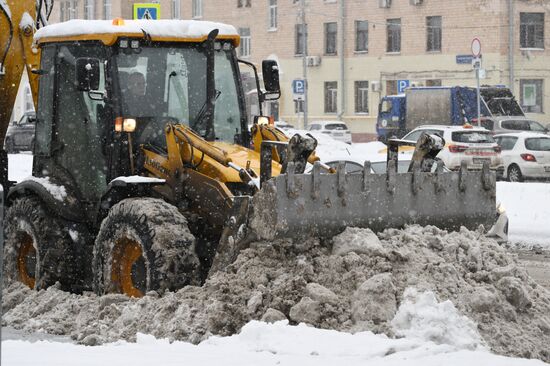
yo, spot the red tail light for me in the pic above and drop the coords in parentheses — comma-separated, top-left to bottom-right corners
(521, 153, 537, 162)
(493, 145, 501, 153)
(448, 145, 468, 153)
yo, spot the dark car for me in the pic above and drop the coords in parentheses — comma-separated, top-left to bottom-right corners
(4, 112, 36, 153)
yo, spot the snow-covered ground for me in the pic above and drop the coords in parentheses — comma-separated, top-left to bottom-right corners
(3, 145, 550, 365)
(3, 320, 546, 366)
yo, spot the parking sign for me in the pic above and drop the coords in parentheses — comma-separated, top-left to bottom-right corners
(397, 80, 410, 93)
(133, 3, 161, 20)
(293, 79, 305, 95)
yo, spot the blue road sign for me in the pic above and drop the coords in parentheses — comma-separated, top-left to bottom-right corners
(292, 79, 305, 94)
(133, 4, 160, 20)
(397, 80, 410, 93)
(456, 55, 474, 64)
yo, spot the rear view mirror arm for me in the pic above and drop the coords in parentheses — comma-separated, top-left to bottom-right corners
(238, 59, 264, 115)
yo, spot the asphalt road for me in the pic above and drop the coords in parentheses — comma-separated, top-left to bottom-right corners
(518, 250, 550, 290)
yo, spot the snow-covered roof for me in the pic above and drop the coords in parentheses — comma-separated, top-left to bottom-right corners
(34, 19, 239, 45)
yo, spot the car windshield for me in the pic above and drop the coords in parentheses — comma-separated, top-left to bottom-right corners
(480, 119, 494, 130)
(371, 161, 411, 173)
(528, 121, 547, 132)
(500, 119, 545, 131)
(116, 43, 242, 145)
(452, 131, 495, 143)
(325, 123, 348, 130)
(525, 138, 550, 151)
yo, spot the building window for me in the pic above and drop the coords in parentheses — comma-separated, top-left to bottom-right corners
(386, 80, 397, 95)
(84, 0, 94, 20)
(294, 99, 304, 113)
(355, 81, 369, 114)
(520, 13, 544, 49)
(520, 79, 543, 113)
(295, 24, 307, 55)
(324, 81, 337, 113)
(238, 0, 252, 7)
(24, 86, 34, 112)
(60, 1, 66, 21)
(172, 0, 181, 19)
(324, 22, 337, 55)
(268, 0, 277, 30)
(426, 16, 442, 52)
(239, 28, 251, 57)
(69, 0, 79, 20)
(103, 0, 111, 19)
(355, 20, 368, 52)
(192, 0, 203, 18)
(386, 18, 401, 53)
(426, 79, 442, 87)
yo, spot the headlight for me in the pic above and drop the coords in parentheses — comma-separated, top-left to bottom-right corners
(496, 202, 506, 215)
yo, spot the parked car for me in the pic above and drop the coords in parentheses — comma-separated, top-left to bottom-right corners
(402, 124, 503, 175)
(274, 120, 295, 131)
(307, 120, 352, 144)
(477, 116, 549, 135)
(494, 132, 550, 182)
(4, 112, 36, 153)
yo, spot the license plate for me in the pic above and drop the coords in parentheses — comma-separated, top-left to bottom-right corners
(545, 166, 550, 172)
(473, 158, 490, 165)
(334, 133, 343, 137)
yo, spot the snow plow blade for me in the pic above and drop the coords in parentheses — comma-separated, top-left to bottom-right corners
(248, 160, 497, 240)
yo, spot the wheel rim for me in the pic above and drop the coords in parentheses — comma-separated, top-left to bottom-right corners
(17, 233, 36, 289)
(509, 167, 520, 182)
(111, 237, 146, 297)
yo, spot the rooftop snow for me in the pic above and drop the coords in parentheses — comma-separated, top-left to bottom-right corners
(34, 19, 239, 43)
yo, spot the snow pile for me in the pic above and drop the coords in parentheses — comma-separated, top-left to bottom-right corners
(391, 288, 485, 350)
(5, 321, 547, 366)
(3, 225, 550, 362)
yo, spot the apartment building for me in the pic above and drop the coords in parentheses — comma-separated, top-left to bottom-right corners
(41, 1, 550, 140)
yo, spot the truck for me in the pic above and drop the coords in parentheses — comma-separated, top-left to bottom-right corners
(376, 86, 524, 141)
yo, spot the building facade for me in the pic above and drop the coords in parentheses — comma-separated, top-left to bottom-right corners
(38, 1, 550, 140)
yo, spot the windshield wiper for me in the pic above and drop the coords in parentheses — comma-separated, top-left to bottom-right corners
(193, 89, 221, 137)
(193, 29, 219, 141)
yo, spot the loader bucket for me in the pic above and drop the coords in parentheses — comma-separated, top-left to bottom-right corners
(248, 160, 497, 241)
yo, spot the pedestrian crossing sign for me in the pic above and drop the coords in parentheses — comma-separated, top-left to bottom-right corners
(133, 3, 161, 20)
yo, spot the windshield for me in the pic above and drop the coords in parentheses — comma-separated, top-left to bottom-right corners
(325, 123, 348, 130)
(452, 131, 495, 143)
(116, 43, 243, 145)
(525, 138, 550, 151)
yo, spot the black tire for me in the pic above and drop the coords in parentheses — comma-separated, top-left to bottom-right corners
(93, 198, 201, 297)
(507, 164, 523, 183)
(4, 137, 16, 154)
(3, 196, 75, 290)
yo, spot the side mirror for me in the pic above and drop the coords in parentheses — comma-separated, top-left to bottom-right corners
(75, 58, 100, 91)
(262, 60, 280, 94)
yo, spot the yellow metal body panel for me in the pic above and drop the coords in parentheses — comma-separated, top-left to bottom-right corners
(0, 0, 40, 143)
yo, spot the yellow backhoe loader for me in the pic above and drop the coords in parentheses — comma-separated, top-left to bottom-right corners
(0, 1, 503, 297)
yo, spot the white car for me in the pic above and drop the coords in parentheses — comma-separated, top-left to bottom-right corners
(494, 132, 550, 182)
(402, 125, 503, 175)
(274, 120, 295, 131)
(307, 120, 352, 144)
